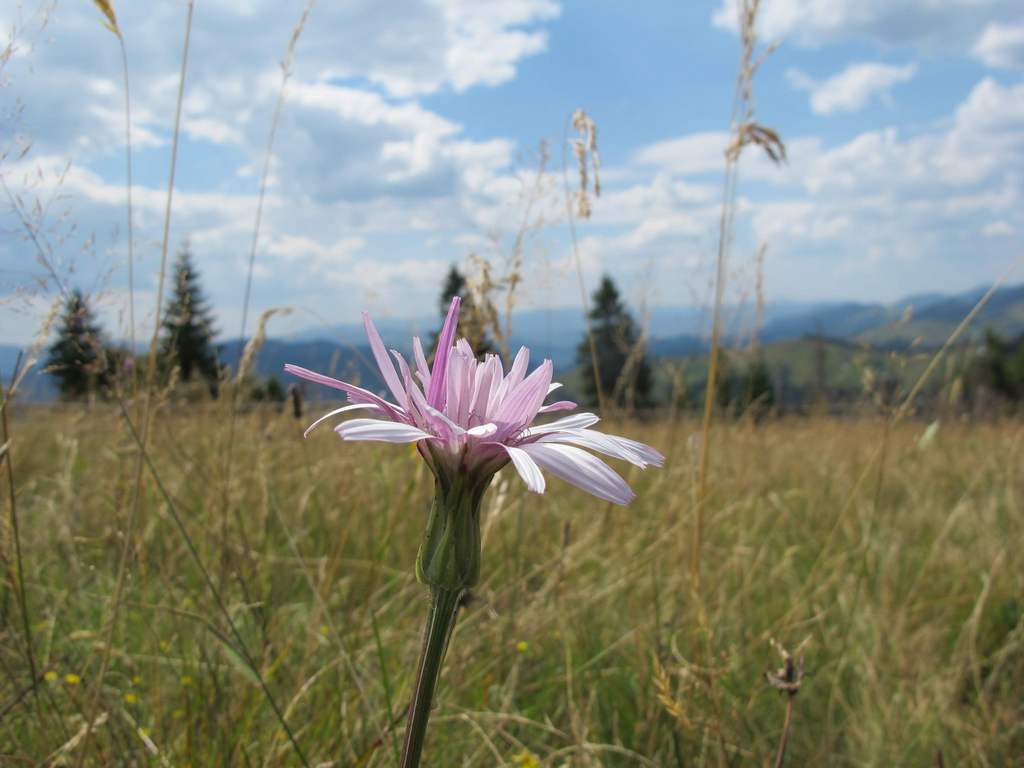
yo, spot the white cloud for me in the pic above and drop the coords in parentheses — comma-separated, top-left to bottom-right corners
(439, 0, 560, 92)
(595, 77, 1024, 304)
(787, 61, 917, 115)
(982, 220, 1014, 237)
(972, 21, 1024, 68)
(632, 132, 728, 175)
(712, 0, 1021, 53)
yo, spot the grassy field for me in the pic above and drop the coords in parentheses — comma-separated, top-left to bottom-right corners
(1, 405, 1022, 766)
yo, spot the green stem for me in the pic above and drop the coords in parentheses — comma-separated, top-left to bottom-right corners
(400, 587, 463, 768)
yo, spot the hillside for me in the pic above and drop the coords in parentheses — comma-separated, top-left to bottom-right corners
(6, 282, 1022, 402)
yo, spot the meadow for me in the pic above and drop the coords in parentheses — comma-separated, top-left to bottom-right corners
(1, 404, 1021, 765)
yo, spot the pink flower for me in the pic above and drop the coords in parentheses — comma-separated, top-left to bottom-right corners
(285, 297, 663, 505)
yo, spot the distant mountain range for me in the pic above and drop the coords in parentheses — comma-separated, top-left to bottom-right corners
(5, 283, 1024, 401)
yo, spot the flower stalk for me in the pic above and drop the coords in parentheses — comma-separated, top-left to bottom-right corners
(401, 467, 490, 766)
(400, 586, 462, 768)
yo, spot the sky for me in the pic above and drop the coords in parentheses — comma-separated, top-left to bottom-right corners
(1, 0, 1022, 345)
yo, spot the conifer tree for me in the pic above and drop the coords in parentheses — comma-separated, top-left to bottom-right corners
(576, 274, 653, 409)
(434, 265, 494, 356)
(159, 245, 220, 393)
(742, 356, 775, 415)
(46, 289, 109, 400)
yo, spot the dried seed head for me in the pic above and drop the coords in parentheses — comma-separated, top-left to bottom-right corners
(766, 638, 807, 697)
(569, 108, 601, 219)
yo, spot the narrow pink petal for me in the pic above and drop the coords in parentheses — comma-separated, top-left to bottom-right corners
(468, 356, 499, 425)
(455, 338, 475, 359)
(538, 400, 577, 413)
(445, 351, 466, 423)
(494, 360, 553, 435)
(427, 296, 461, 408)
(494, 346, 529, 407)
(520, 443, 635, 505)
(284, 364, 405, 422)
(537, 428, 661, 468)
(335, 418, 433, 443)
(521, 412, 599, 437)
(303, 403, 381, 438)
(412, 336, 431, 389)
(503, 445, 546, 494)
(611, 435, 665, 467)
(391, 350, 430, 429)
(363, 312, 408, 408)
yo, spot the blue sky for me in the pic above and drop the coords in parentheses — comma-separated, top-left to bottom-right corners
(1, 0, 1022, 345)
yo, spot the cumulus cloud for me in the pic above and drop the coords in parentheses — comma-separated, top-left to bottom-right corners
(712, 0, 1021, 53)
(787, 62, 917, 115)
(972, 21, 1024, 68)
(0, 0, 568, 343)
(587, 77, 1024, 303)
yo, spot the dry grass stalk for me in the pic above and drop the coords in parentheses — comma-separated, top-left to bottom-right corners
(80, 3, 196, 762)
(563, 108, 606, 413)
(694, 0, 785, 588)
(465, 141, 550, 363)
(220, 0, 313, 550)
(234, 307, 294, 387)
(570, 108, 601, 220)
(766, 639, 807, 768)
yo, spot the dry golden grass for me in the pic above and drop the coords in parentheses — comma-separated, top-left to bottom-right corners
(1, 406, 1021, 765)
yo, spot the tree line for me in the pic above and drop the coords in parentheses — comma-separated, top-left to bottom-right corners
(44, 254, 1024, 414)
(46, 246, 229, 401)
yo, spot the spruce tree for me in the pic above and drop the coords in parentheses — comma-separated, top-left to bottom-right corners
(159, 246, 220, 393)
(742, 356, 775, 417)
(434, 265, 494, 356)
(46, 289, 109, 400)
(576, 275, 653, 409)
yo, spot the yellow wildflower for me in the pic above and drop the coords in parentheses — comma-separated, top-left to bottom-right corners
(515, 640, 529, 653)
(513, 750, 540, 768)
(44, 671, 58, 682)
(64, 673, 81, 685)
(124, 692, 138, 704)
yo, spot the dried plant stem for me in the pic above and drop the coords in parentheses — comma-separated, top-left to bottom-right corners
(118, 34, 136, 391)
(400, 587, 463, 768)
(78, 4, 195, 762)
(1, 356, 37, 692)
(561, 117, 605, 414)
(694, 93, 742, 593)
(774, 696, 795, 768)
(220, 0, 314, 577)
(694, 0, 778, 589)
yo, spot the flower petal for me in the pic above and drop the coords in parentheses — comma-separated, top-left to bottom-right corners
(494, 360, 552, 435)
(520, 443, 635, 505)
(537, 428, 661, 468)
(427, 296, 461, 408)
(610, 435, 665, 467)
(521, 412, 600, 437)
(284, 364, 405, 421)
(503, 445, 546, 494)
(412, 336, 431, 389)
(363, 312, 408, 408)
(303, 403, 381, 438)
(335, 418, 433, 443)
(538, 400, 577, 413)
